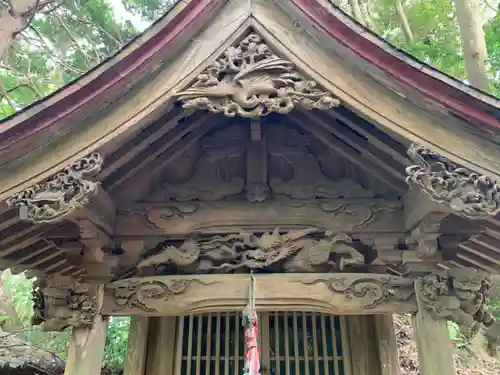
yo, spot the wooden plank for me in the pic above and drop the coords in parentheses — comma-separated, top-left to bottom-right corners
(116, 199, 404, 237)
(412, 280, 456, 375)
(124, 316, 150, 375)
(374, 314, 400, 375)
(103, 273, 417, 316)
(346, 316, 380, 375)
(145, 317, 177, 375)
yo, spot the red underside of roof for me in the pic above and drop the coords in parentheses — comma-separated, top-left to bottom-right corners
(295, 0, 499, 132)
(0, 0, 498, 149)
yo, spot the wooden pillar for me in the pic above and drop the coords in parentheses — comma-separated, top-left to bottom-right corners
(145, 317, 177, 375)
(412, 280, 456, 375)
(374, 314, 400, 375)
(64, 315, 109, 375)
(346, 315, 381, 375)
(124, 316, 151, 375)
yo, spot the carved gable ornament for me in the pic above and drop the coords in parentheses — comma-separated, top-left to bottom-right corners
(173, 33, 340, 117)
(405, 143, 500, 219)
(6, 152, 103, 223)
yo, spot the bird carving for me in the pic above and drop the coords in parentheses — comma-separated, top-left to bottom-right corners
(174, 56, 295, 110)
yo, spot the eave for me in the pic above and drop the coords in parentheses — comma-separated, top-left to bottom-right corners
(0, 0, 499, 279)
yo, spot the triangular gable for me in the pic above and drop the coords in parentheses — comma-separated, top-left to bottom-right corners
(0, 0, 499, 203)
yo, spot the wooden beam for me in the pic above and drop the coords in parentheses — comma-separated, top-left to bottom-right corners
(412, 279, 456, 375)
(116, 199, 404, 238)
(64, 286, 108, 375)
(374, 314, 400, 375)
(145, 317, 177, 375)
(346, 316, 380, 375)
(124, 316, 150, 375)
(103, 273, 417, 316)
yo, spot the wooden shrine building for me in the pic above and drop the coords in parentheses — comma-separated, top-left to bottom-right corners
(0, 1, 500, 375)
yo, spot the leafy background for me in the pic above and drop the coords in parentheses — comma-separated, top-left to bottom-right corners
(0, 0, 499, 373)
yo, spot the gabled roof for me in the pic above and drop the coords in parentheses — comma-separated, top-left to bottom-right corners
(0, 0, 498, 278)
(0, 0, 498, 201)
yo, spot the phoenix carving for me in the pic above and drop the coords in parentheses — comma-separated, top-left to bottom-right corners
(174, 33, 339, 117)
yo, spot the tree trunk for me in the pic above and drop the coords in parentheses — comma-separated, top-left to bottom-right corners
(349, 0, 366, 26)
(0, 1, 57, 60)
(454, 0, 490, 91)
(395, 0, 414, 44)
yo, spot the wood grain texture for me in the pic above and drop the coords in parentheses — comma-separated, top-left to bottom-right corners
(124, 316, 150, 375)
(102, 273, 417, 316)
(412, 279, 456, 375)
(116, 199, 403, 237)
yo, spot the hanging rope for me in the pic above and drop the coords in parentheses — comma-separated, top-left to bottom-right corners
(242, 272, 261, 375)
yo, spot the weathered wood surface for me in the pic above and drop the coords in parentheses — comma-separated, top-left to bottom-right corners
(374, 314, 401, 375)
(116, 199, 404, 237)
(63, 286, 108, 375)
(123, 316, 150, 375)
(103, 273, 417, 316)
(346, 315, 381, 375)
(145, 317, 177, 375)
(412, 279, 456, 375)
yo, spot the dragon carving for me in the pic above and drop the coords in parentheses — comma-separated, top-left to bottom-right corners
(136, 228, 366, 275)
(418, 268, 496, 334)
(405, 143, 500, 219)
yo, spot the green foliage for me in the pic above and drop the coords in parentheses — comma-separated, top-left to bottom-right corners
(121, 0, 176, 22)
(0, 272, 130, 372)
(0, 0, 141, 118)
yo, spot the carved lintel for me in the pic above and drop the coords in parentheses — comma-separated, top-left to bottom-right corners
(134, 228, 369, 275)
(116, 200, 404, 237)
(32, 278, 101, 331)
(298, 276, 416, 309)
(405, 143, 500, 220)
(104, 279, 219, 313)
(6, 153, 104, 224)
(416, 267, 496, 334)
(173, 33, 340, 118)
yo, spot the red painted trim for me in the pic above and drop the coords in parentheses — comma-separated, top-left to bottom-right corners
(294, 0, 500, 132)
(0, 0, 216, 147)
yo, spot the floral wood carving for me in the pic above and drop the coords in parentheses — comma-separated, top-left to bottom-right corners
(32, 278, 99, 332)
(173, 33, 340, 117)
(136, 228, 367, 275)
(6, 152, 103, 223)
(300, 276, 415, 309)
(105, 279, 219, 313)
(405, 143, 500, 219)
(417, 268, 496, 333)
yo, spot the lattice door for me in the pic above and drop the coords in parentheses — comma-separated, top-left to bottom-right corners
(173, 312, 350, 375)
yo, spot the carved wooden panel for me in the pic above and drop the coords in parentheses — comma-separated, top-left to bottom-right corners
(116, 199, 404, 237)
(102, 274, 417, 316)
(134, 119, 395, 206)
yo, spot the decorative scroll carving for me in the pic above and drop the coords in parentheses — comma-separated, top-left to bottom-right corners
(173, 33, 339, 117)
(116, 200, 404, 237)
(6, 153, 103, 223)
(406, 143, 500, 219)
(32, 279, 99, 331)
(417, 268, 496, 333)
(150, 128, 245, 201)
(136, 228, 368, 275)
(105, 279, 218, 313)
(300, 276, 415, 309)
(268, 126, 374, 199)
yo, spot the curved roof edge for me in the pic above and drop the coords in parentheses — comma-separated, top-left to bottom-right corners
(0, 0, 498, 149)
(0, 0, 217, 147)
(295, 0, 499, 130)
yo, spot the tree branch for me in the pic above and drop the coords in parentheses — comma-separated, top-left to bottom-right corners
(395, 0, 414, 44)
